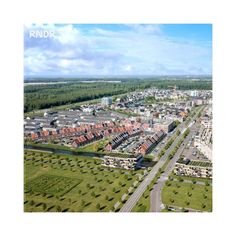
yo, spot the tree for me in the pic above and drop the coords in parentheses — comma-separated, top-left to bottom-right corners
(172, 189, 178, 195)
(43, 203, 47, 210)
(96, 203, 101, 210)
(165, 205, 169, 211)
(56, 205, 62, 212)
(29, 200, 35, 206)
(178, 177, 183, 182)
(181, 208, 188, 212)
(170, 198, 174, 203)
(185, 200, 190, 206)
(166, 181, 171, 186)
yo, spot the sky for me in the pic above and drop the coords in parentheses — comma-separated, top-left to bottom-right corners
(24, 24, 212, 77)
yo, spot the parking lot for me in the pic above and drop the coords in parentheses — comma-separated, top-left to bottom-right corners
(181, 128, 208, 161)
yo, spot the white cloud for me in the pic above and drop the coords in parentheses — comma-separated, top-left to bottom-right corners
(24, 24, 211, 76)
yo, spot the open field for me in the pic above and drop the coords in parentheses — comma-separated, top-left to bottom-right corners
(24, 150, 143, 212)
(161, 180, 212, 211)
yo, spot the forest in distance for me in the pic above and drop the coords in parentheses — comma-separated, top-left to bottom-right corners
(24, 78, 212, 113)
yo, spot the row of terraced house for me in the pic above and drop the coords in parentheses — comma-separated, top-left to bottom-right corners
(29, 121, 118, 140)
(71, 126, 139, 148)
(137, 131, 165, 155)
(105, 128, 142, 151)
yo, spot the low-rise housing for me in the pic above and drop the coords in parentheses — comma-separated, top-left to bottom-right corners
(102, 153, 143, 170)
(154, 120, 176, 133)
(105, 128, 142, 151)
(137, 131, 165, 155)
(174, 159, 212, 178)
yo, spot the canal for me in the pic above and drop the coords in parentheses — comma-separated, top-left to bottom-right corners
(24, 145, 104, 158)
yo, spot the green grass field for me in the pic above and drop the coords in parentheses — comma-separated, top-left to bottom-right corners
(131, 186, 151, 212)
(162, 181, 212, 212)
(24, 150, 142, 212)
(76, 138, 109, 152)
(169, 173, 212, 184)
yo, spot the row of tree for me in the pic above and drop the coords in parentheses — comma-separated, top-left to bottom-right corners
(24, 79, 212, 112)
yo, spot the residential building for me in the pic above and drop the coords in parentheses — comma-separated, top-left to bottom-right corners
(102, 153, 143, 170)
(154, 120, 176, 133)
(101, 97, 112, 106)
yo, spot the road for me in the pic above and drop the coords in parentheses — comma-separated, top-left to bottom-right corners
(119, 119, 193, 212)
(119, 106, 204, 212)
(150, 126, 194, 211)
(149, 112, 203, 212)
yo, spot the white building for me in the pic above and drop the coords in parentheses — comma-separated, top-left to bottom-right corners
(190, 90, 198, 97)
(101, 97, 112, 106)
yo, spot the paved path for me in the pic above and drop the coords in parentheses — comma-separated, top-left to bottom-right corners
(172, 178, 212, 186)
(164, 205, 203, 212)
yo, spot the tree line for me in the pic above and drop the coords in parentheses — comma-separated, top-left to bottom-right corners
(24, 79, 212, 112)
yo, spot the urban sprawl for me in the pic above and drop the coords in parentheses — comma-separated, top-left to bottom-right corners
(24, 87, 212, 212)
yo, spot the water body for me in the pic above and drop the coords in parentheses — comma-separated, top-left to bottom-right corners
(24, 145, 104, 158)
(79, 80, 121, 83)
(24, 80, 121, 86)
(24, 82, 68, 86)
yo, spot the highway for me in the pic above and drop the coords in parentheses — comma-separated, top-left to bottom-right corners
(119, 106, 204, 212)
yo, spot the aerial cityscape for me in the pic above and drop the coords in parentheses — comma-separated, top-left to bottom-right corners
(24, 24, 212, 212)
